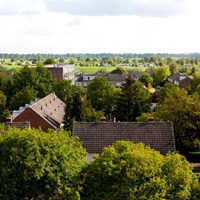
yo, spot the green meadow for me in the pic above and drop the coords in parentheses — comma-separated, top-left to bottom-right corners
(76, 66, 116, 74)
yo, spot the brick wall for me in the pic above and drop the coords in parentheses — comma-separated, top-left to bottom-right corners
(13, 108, 54, 132)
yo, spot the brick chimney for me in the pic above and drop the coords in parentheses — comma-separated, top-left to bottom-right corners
(6, 116, 13, 123)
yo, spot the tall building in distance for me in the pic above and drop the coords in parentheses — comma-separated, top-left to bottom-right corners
(45, 64, 76, 83)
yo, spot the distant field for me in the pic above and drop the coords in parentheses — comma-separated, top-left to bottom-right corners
(1, 65, 24, 70)
(76, 66, 116, 74)
(0, 58, 11, 62)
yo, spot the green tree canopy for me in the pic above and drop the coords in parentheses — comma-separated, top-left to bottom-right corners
(81, 141, 198, 200)
(34, 66, 54, 97)
(190, 70, 200, 95)
(115, 77, 151, 121)
(53, 80, 85, 130)
(0, 91, 10, 122)
(138, 73, 153, 86)
(110, 67, 128, 74)
(153, 65, 171, 85)
(169, 61, 180, 74)
(155, 85, 200, 152)
(43, 57, 57, 65)
(87, 77, 116, 115)
(0, 72, 11, 94)
(12, 66, 37, 94)
(0, 128, 87, 199)
(9, 86, 38, 111)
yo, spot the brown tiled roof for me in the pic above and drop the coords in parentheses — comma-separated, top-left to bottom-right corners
(13, 93, 65, 130)
(73, 122, 176, 154)
(29, 93, 65, 129)
(4, 122, 30, 130)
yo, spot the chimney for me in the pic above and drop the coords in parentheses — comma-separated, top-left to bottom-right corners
(100, 117, 106, 122)
(148, 117, 154, 122)
(6, 116, 13, 123)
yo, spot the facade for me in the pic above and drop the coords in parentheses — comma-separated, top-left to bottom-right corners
(45, 64, 76, 83)
(12, 93, 65, 132)
(73, 122, 176, 155)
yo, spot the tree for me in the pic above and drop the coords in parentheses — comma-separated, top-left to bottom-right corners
(53, 80, 84, 131)
(190, 71, 200, 95)
(43, 57, 56, 65)
(0, 91, 9, 122)
(0, 128, 87, 199)
(9, 86, 38, 111)
(153, 65, 171, 85)
(87, 77, 116, 116)
(81, 95, 104, 122)
(80, 141, 198, 200)
(59, 57, 65, 63)
(0, 72, 10, 94)
(11, 66, 37, 95)
(169, 61, 180, 74)
(34, 65, 54, 97)
(138, 73, 153, 86)
(159, 82, 178, 103)
(110, 67, 128, 74)
(154, 86, 200, 152)
(63, 87, 84, 131)
(115, 77, 151, 121)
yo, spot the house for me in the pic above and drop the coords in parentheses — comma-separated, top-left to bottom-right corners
(73, 122, 176, 156)
(12, 93, 65, 132)
(76, 73, 142, 88)
(76, 74, 96, 87)
(167, 73, 192, 89)
(45, 64, 76, 83)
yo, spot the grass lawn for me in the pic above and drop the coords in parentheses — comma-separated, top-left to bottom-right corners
(1, 65, 24, 70)
(76, 66, 147, 74)
(76, 66, 116, 74)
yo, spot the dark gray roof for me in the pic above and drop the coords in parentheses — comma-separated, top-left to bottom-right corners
(73, 122, 176, 154)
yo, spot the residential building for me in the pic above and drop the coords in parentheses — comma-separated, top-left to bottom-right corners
(76, 72, 142, 88)
(45, 64, 76, 83)
(73, 122, 176, 156)
(12, 93, 65, 132)
(167, 72, 192, 89)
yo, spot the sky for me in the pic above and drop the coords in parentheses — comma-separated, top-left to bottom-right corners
(0, 0, 200, 54)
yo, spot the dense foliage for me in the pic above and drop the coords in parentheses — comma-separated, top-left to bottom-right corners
(0, 128, 87, 199)
(87, 77, 116, 115)
(155, 84, 200, 152)
(81, 141, 199, 200)
(115, 77, 151, 121)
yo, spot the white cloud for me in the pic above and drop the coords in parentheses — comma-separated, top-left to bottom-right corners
(0, 0, 46, 15)
(0, 0, 200, 53)
(44, 0, 187, 17)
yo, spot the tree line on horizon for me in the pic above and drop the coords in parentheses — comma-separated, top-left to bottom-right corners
(1, 52, 200, 61)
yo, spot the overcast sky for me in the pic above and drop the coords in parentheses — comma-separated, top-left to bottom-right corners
(0, 0, 200, 54)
